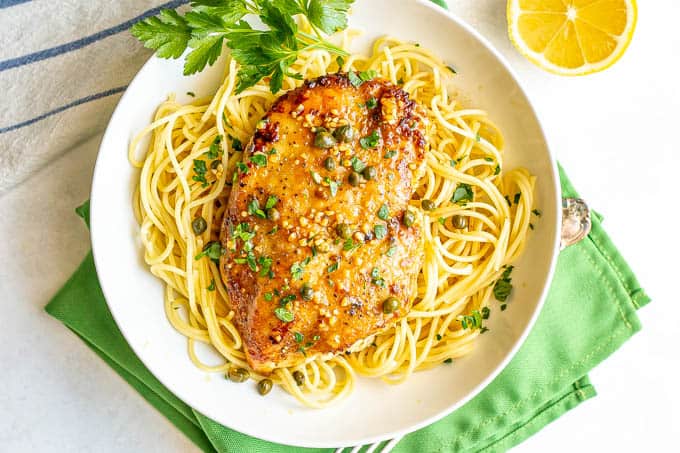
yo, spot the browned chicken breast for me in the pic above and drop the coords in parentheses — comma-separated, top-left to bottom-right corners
(220, 73, 428, 374)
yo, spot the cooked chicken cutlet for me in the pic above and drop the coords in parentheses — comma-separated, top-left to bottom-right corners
(219, 73, 428, 374)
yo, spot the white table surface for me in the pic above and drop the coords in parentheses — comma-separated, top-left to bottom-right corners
(1, 1, 679, 451)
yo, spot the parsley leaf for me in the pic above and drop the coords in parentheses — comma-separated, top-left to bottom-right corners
(360, 130, 381, 149)
(132, 0, 353, 93)
(350, 156, 367, 173)
(374, 224, 387, 239)
(192, 159, 209, 187)
(365, 97, 377, 109)
(274, 307, 294, 323)
(348, 71, 363, 87)
(493, 266, 514, 302)
(327, 260, 340, 273)
(131, 10, 191, 59)
(205, 135, 222, 159)
(247, 198, 266, 218)
(195, 241, 224, 261)
(451, 183, 473, 204)
(377, 204, 389, 220)
(265, 195, 279, 210)
(249, 153, 267, 167)
(384, 150, 396, 159)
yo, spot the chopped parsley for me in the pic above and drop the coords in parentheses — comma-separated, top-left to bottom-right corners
(274, 307, 294, 323)
(195, 241, 224, 261)
(257, 256, 273, 278)
(385, 245, 397, 257)
(350, 156, 367, 172)
(336, 55, 345, 67)
(514, 193, 521, 204)
(205, 135, 222, 159)
(443, 358, 453, 364)
(374, 224, 387, 239)
(231, 136, 243, 152)
(451, 183, 474, 204)
(438, 217, 446, 225)
(529, 223, 535, 230)
(265, 195, 279, 210)
(186, 91, 195, 97)
(348, 71, 363, 87)
(365, 97, 377, 109)
(326, 178, 339, 197)
(192, 159, 209, 187)
(446, 65, 457, 74)
(343, 237, 359, 251)
(384, 150, 397, 159)
(327, 260, 340, 273)
(294, 332, 304, 343)
(475, 133, 481, 142)
(436, 334, 442, 341)
(207, 279, 215, 291)
(481, 307, 490, 319)
(493, 266, 514, 302)
(484, 157, 494, 162)
(360, 130, 381, 149)
(370, 267, 385, 287)
(232, 222, 255, 242)
(494, 165, 501, 175)
(532, 209, 542, 217)
(280, 294, 296, 306)
(247, 198, 266, 219)
(377, 204, 389, 220)
(249, 153, 267, 167)
(235, 161, 249, 175)
(460, 310, 484, 330)
(264, 292, 273, 302)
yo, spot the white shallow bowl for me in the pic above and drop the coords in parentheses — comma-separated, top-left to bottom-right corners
(90, 0, 561, 448)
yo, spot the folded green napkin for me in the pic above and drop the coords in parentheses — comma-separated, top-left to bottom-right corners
(45, 163, 649, 452)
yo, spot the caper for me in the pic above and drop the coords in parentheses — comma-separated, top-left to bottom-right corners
(333, 125, 354, 143)
(336, 223, 352, 239)
(314, 130, 337, 148)
(227, 367, 249, 383)
(451, 215, 468, 229)
(421, 199, 436, 211)
(292, 370, 305, 386)
(323, 157, 336, 171)
(300, 284, 314, 301)
(402, 210, 416, 227)
(348, 171, 363, 187)
(192, 216, 208, 235)
(266, 208, 280, 222)
(362, 166, 377, 180)
(257, 378, 273, 396)
(383, 297, 400, 314)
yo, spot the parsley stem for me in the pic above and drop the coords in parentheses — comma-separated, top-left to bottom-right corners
(297, 32, 348, 56)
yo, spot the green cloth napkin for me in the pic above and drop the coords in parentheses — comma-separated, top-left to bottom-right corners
(46, 164, 649, 452)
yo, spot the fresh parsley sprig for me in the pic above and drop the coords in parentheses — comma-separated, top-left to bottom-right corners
(132, 0, 354, 94)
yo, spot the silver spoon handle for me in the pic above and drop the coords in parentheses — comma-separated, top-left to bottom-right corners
(561, 197, 591, 250)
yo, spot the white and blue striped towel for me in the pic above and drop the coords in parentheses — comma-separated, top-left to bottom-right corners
(0, 0, 188, 195)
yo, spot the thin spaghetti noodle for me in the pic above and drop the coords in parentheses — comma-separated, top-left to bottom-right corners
(130, 30, 535, 408)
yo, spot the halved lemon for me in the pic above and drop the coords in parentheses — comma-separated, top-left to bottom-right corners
(507, 0, 637, 75)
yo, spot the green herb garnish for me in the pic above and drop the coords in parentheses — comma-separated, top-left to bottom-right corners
(374, 224, 387, 239)
(451, 183, 473, 204)
(274, 307, 294, 323)
(377, 203, 389, 220)
(247, 198, 266, 219)
(493, 266, 514, 302)
(206, 135, 222, 159)
(384, 150, 396, 159)
(350, 156, 367, 173)
(192, 159, 209, 187)
(249, 153, 267, 167)
(131, 0, 354, 93)
(360, 130, 381, 149)
(265, 195, 279, 210)
(365, 97, 377, 109)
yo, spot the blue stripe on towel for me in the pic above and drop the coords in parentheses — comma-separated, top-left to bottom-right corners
(0, 85, 127, 135)
(0, 0, 188, 73)
(0, 0, 31, 9)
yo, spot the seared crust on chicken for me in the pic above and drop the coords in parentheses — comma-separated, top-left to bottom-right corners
(220, 73, 428, 373)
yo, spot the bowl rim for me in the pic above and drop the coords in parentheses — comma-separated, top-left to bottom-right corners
(89, 0, 562, 447)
